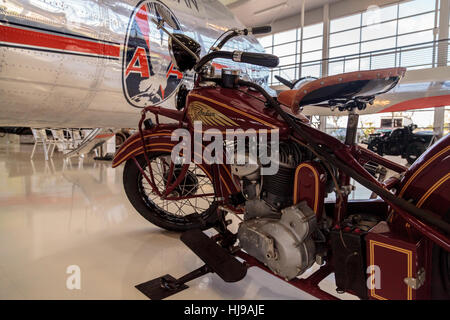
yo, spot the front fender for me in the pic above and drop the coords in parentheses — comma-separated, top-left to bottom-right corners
(112, 124, 179, 168)
(111, 124, 240, 197)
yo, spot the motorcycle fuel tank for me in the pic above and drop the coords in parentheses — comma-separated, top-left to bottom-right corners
(185, 86, 291, 136)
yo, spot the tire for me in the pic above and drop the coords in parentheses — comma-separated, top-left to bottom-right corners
(431, 244, 450, 299)
(406, 142, 426, 165)
(115, 132, 127, 149)
(123, 153, 218, 232)
(368, 140, 383, 156)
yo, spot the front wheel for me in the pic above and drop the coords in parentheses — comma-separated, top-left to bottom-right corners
(123, 153, 219, 232)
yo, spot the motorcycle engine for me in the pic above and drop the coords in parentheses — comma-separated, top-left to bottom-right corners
(231, 142, 318, 280)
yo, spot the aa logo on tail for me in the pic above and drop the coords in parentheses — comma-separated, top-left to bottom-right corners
(122, 1, 183, 108)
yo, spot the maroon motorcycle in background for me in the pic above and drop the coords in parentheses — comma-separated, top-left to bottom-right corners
(113, 21, 450, 300)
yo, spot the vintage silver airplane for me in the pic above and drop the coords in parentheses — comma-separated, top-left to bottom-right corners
(0, 0, 270, 130)
(0, 0, 449, 130)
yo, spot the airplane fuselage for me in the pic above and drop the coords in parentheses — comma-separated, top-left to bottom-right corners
(0, 0, 268, 128)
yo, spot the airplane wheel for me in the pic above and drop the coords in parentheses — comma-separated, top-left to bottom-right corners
(123, 153, 218, 232)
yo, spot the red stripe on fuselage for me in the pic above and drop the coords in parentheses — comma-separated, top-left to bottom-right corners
(0, 25, 120, 58)
(212, 62, 229, 70)
(94, 133, 116, 139)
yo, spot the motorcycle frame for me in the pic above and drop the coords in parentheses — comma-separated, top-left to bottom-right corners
(112, 86, 450, 300)
(113, 97, 450, 249)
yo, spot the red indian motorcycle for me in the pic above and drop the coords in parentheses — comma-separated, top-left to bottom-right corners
(113, 22, 450, 300)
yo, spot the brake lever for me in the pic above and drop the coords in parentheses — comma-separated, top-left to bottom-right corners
(211, 28, 241, 52)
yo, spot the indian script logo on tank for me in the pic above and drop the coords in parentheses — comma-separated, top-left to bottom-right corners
(123, 1, 184, 107)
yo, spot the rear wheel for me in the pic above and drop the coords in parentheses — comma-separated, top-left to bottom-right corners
(406, 142, 426, 165)
(123, 153, 218, 231)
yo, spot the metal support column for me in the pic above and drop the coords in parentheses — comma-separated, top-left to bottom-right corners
(298, 0, 305, 78)
(319, 4, 330, 133)
(437, 0, 449, 67)
(434, 0, 449, 139)
(433, 107, 446, 139)
(322, 4, 330, 77)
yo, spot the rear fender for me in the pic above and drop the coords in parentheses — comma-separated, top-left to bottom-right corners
(399, 135, 450, 212)
(111, 124, 240, 197)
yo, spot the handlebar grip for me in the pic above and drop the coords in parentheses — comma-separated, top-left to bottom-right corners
(250, 26, 272, 35)
(232, 51, 279, 68)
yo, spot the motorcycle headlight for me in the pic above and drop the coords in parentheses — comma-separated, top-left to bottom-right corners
(169, 34, 201, 73)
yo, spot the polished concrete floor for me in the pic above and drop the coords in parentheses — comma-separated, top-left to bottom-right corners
(0, 138, 405, 300)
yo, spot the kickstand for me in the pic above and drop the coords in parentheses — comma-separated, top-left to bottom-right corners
(136, 265, 211, 300)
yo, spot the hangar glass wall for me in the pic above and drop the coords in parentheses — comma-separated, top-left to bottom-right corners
(259, 22, 323, 85)
(261, 0, 445, 86)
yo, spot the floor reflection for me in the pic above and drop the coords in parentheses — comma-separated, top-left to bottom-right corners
(0, 142, 356, 300)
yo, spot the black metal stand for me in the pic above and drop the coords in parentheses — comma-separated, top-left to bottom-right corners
(173, 265, 211, 287)
(135, 265, 211, 300)
(135, 229, 247, 299)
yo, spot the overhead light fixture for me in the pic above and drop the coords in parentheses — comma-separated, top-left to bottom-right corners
(254, 2, 288, 16)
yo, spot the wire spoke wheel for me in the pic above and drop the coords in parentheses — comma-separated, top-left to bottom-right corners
(141, 155, 214, 217)
(123, 153, 218, 231)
